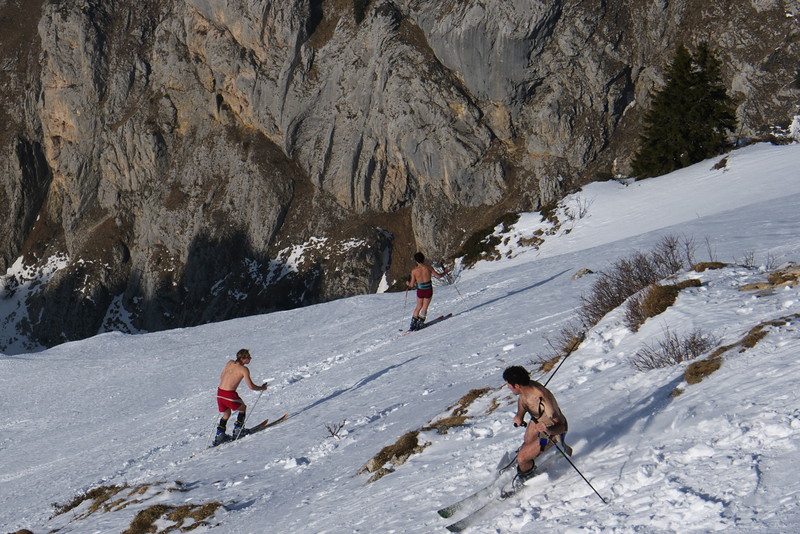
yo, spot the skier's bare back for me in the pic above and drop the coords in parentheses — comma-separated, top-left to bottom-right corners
(219, 359, 261, 392)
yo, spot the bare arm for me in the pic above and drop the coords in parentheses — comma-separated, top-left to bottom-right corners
(531, 390, 567, 436)
(513, 397, 526, 427)
(242, 366, 268, 391)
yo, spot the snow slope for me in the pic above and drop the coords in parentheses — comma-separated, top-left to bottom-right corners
(1, 142, 800, 533)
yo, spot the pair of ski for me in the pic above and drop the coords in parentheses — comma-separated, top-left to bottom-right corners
(400, 313, 453, 335)
(212, 413, 289, 447)
(438, 441, 573, 532)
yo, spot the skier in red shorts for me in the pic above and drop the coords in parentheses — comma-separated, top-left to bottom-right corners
(214, 349, 268, 445)
(406, 252, 444, 331)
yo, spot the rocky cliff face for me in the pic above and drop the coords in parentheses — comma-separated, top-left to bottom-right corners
(1, 0, 798, 351)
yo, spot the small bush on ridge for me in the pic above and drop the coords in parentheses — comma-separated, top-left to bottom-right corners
(625, 279, 702, 331)
(631, 328, 718, 371)
(579, 235, 695, 328)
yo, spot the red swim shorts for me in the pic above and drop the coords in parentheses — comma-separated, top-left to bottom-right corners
(416, 288, 433, 299)
(217, 388, 244, 412)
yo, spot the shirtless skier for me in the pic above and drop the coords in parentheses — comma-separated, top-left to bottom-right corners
(503, 365, 568, 485)
(406, 252, 444, 331)
(214, 349, 268, 445)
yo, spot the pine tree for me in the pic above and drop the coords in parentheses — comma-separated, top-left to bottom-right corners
(632, 43, 737, 179)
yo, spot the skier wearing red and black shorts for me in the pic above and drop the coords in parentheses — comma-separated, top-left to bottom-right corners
(214, 349, 268, 444)
(406, 252, 444, 331)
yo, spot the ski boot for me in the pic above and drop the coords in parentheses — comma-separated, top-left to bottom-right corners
(213, 428, 231, 446)
(232, 424, 250, 440)
(231, 411, 251, 440)
(510, 463, 537, 492)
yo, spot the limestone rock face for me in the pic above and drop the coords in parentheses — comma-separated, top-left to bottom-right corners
(0, 0, 798, 350)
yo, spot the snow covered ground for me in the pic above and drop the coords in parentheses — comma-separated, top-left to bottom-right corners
(2, 142, 799, 533)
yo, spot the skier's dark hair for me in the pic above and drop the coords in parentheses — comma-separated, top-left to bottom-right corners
(413, 252, 425, 264)
(503, 365, 531, 386)
(236, 349, 251, 362)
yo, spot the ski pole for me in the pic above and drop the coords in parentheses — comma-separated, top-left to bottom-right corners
(543, 352, 569, 388)
(519, 419, 607, 504)
(550, 438, 608, 504)
(401, 286, 409, 329)
(235, 390, 263, 439)
(208, 412, 221, 448)
(543, 331, 585, 387)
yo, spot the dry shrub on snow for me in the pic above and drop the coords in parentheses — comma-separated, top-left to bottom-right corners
(631, 328, 718, 371)
(579, 235, 694, 328)
(625, 279, 702, 331)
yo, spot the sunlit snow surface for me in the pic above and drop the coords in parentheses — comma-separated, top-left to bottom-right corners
(2, 143, 800, 533)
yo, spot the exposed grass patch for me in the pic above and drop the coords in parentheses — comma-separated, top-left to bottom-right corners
(740, 263, 800, 292)
(625, 279, 702, 331)
(358, 388, 494, 481)
(122, 501, 223, 534)
(52, 484, 128, 517)
(422, 415, 468, 434)
(684, 356, 723, 385)
(640, 283, 681, 318)
(52, 481, 221, 532)
(123, 504, 173, 534)
(741, 325, 770, 349)
(358, 430, 427, 480)
(673, 312, 800, 392)
(767, 264, 800, 286)
(447, 387, 492, 417)
(692, 261, 727, 272)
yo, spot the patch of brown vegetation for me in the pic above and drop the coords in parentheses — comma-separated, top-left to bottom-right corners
(631, 328, 718, 371)
(51, 481, 221, 531)
(447, 388, 492, 417)
(712, 156, 728, 170)
(358, 430, 429, 481)
(536, 354, 561, 373)
(121, 501, 223, 534)
(641, 284, 680, 318)
(740, 263, 800, 292)
(518, 234, 545, 248)
(767, 264, 800, 286)
(53, 484, 128, 518)
(626, 279, 702, 332)
(359, 388, 495, 481)
(741, 325, 769, 349)
(123, 504, 173, 534)
(676, 313, 800, 391)
(684, 356, 723, 385)
(581, 236, 694, 327)
(675, 279, 703, 290)
(167, 502, 223, 533)
(422, 415, 468, 434)
(692, 261, 727, 272)
(457, 213, 520, 267)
